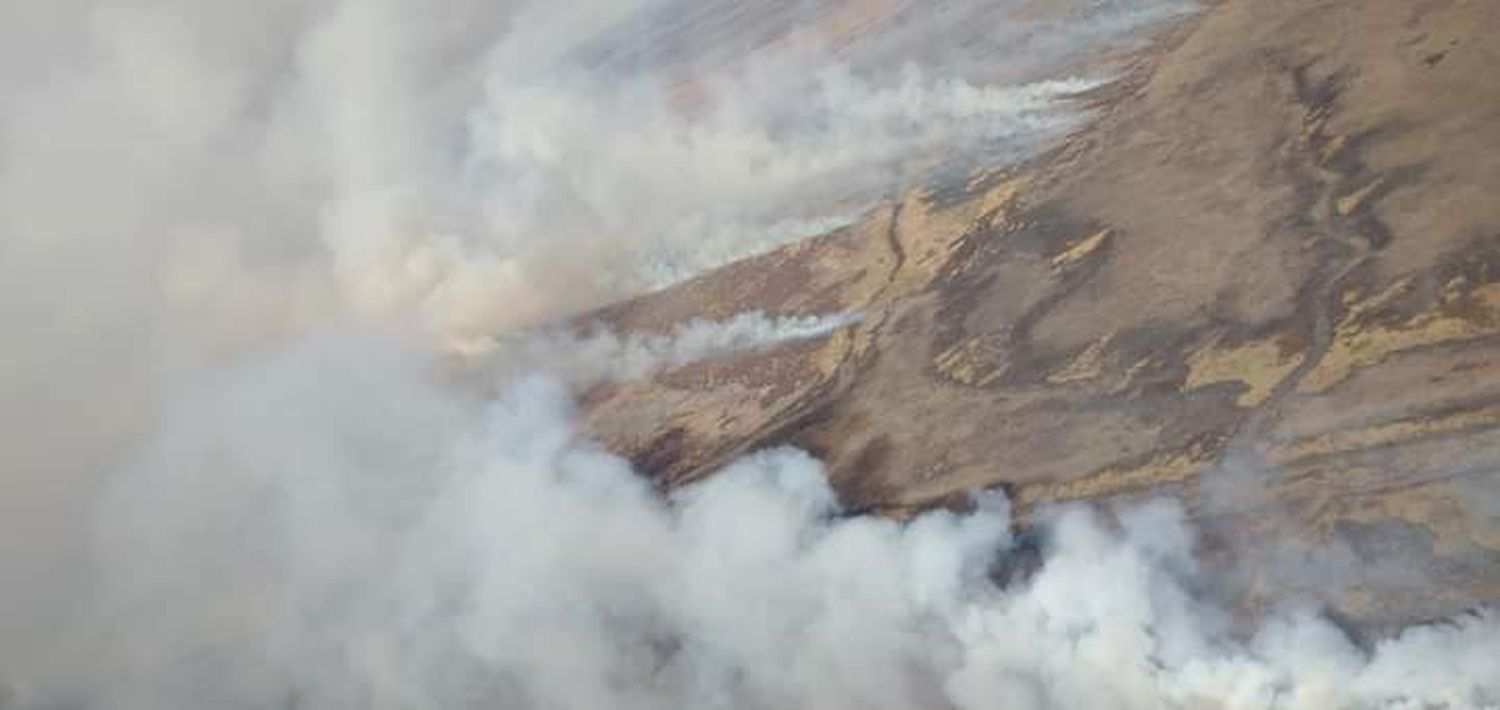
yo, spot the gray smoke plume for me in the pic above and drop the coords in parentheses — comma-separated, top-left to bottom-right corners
(4, 0, 1497, 708)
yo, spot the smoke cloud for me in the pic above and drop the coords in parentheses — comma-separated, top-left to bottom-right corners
(9, 346, 1498, 708)
(2, 0, 1496, 708)
(476, 310, 863, 386)
(0, 0, 1185, 346)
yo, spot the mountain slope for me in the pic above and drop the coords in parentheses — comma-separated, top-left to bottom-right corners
(583, 0, 1500, 630)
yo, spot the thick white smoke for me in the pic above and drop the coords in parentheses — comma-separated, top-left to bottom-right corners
(0, 0, 1183, 668)
(3, 0, 1496, 708)
(9, 341, 1497, 708)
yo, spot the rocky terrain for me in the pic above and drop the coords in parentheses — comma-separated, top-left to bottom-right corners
(581, 0, 1500, 631)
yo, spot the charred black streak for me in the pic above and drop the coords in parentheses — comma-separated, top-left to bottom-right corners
(1223, 58, 1419, 455)
(633, 427, 690, 483)
(881, 200, 908, 282)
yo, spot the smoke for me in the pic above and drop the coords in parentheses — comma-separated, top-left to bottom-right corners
(0, 0, 1182, 660)
(7, 345, 1497, 708)
(475, 310, 863, 386)
(0, 0, 1180, 346)
(3, 0, 1497, 708)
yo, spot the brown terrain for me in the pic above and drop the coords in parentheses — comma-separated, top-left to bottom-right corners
(581, 0, 1500, 631)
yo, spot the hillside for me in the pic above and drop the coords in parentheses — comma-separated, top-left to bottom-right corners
(582, 0, 1500, 631)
